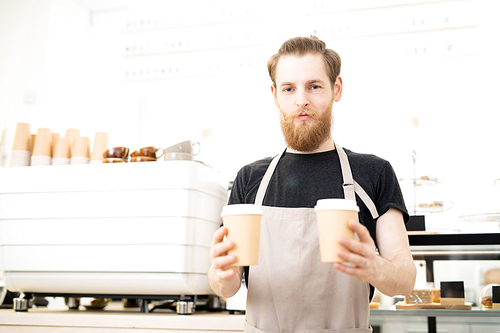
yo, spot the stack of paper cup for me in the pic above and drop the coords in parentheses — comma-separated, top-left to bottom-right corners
(10, 150, 32, 167)
(71, 136, 90, 164)
(10, 123, 32, 167)
(52, 137, 71, 165)
(31, 128, 53, 166)
(90, 132, 109, 164)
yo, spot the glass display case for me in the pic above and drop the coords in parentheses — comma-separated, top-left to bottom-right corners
(370, 233, 500, 333)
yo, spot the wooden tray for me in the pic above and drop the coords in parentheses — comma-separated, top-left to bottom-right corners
(395, 301, 472, 310)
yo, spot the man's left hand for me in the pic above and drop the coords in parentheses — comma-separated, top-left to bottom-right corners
(333, 219, 380, 282)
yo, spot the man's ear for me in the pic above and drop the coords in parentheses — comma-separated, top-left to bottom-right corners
(334, 76, 343, 102)
(271, 85, 279, 108)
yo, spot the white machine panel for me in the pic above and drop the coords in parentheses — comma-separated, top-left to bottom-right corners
(0, 217, 217, 246)
(0, 161, 227, 296)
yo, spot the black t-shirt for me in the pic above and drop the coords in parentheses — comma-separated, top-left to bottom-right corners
(228, 148, 409, 292)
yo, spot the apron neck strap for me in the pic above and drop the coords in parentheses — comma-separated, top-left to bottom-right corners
(255, 145, 353, 206)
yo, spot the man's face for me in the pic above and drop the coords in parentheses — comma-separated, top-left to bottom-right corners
(272, 53, 342, 152)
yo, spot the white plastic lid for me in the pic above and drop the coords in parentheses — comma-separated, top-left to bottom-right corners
(314, 199, 359, 212)
(221, 204, 263, 217)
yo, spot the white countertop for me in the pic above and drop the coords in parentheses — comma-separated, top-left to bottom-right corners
(0, 301, 245, 332)
(2, 302, 499, 333)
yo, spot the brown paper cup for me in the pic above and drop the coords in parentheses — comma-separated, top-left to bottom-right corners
(53, 137, 71, 158)
(315, 199, 359, 263)
(90, 132, 109, 161)
(11, 123, 32, 151)
(73, 136, 90, 158)
(32, 128, 53, 157)
(51, 133, 60, 156)
(221, 204, 262, 266)
(65, 128, 80, 149)
(31, 134, 36, 152)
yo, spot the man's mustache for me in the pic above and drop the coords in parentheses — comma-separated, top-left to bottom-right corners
(282, 109, 320, 121)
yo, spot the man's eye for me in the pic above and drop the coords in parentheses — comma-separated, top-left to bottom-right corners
(311, 85, 320, 90)
(283, 88, 293, 92)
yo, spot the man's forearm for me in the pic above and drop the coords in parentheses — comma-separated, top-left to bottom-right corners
(371, 254, 416, 297)
(208, 266, 243, 298)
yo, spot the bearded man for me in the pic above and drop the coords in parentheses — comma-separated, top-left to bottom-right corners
(208, 36, 416, 333)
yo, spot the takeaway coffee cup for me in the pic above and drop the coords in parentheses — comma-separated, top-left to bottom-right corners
(52, 137, 71, 165)
(220, 204, 263, 266)
(90, 132, 109, 163)
(65, 128, 80, 148)
(51, 133, 60, 156)
(314, 199, 359, 263)
(10, 123, 32, 167)
(32, 128, 53, 157)
(12, 123, 32, 151)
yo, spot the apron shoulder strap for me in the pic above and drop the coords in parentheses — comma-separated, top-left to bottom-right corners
(354, 180, 379, 219)
(254, 150, 286, 206)
(254, 145, 380, 219)
(336, 143, 379, 220)
(336, 142, 355, 201)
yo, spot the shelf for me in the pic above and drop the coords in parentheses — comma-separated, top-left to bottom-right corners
(408, 201, 454, 214)
(460, 213, 500, 223)
(370, 308, 500, 318)
(121, 43, 265, 59)
(122, 18, 266, 34)
(409, 233, 500, 261)
(408, 233, 500, 247)
(399, 176, 445, 186)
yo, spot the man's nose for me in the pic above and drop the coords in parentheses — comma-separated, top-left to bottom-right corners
(296, 89, 309, 108)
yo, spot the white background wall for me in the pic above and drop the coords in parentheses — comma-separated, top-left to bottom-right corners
(1, 0, 499, 232)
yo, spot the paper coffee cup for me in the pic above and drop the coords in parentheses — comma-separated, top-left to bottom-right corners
(11, 123, 32, 151)
(65, 128, 80, 150)
(32, 128, 52, 157)
(221, 204, 262, 266)
(90, 132, 109, 162)
(73, 136, 90, 158)
(315, 199, 359, 263)
(31, 134, 36, 152)
(53, 137, 71, 158)
(51, 133, 60, 156)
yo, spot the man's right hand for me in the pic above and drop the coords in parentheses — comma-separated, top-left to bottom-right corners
(208, 226, 243, 297)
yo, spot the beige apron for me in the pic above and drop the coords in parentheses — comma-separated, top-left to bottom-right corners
(244, 143, 378, 333)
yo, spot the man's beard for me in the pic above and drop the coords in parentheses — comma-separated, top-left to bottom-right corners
(280, 106, 333, 152)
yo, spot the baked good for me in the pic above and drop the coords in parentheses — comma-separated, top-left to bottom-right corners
(431, 289, 441, 303)
(405, 289, 441, 304)
(405, 289, 432, 304)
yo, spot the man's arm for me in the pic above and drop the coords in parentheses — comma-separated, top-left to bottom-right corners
(333, 208, 416, 296)
(208, 226, 244, 298)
